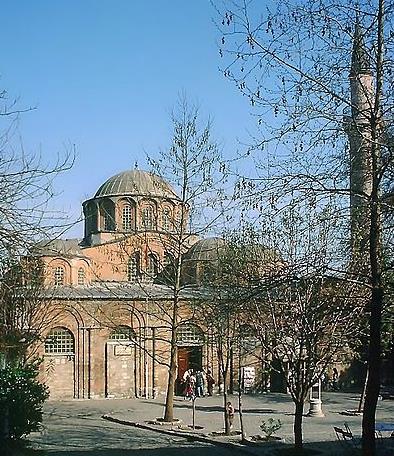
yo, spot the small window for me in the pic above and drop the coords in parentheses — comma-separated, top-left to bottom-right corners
(127, 253, 140, 282)
(174, 209, 184, 232)
(45, 327, 74, 354)
(101, 204, 114, 231)
(54, 266, 65, 286)
(163, 252, 174, 267)
(122, 205, 134, 231)
(162, 208, 172, 231)
(109, 325, 136, 341)
(142, 206, 155, 230)
(77, 267, 85, 285)
(147, 253, 159, 276)
(103, 212, 113, 230)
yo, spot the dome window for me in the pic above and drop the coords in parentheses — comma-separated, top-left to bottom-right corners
(162, 208, 172, 231)
(54, 266, 65, 286)
(147, 253, 159, 277)
(164, 252, 174, 267)
(122, 205, 134, 231)
(101, 201, 115, 231)
(142, 206, 155, 230)
(127, 253, 140, 282)
(77, 267, 85, 286)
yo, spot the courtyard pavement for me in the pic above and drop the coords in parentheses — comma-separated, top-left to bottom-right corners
(101, 391, 394, 455)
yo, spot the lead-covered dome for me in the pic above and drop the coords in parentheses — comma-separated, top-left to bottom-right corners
(95, 169, 179, 200)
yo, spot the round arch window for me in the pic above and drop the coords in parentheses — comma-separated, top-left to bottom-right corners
(77, 267, 85, 285)
(177, 324, 204, 347)
(109, 325, 136, 342)
(45, 327, 74, 355)
(54, 266, 65, 286)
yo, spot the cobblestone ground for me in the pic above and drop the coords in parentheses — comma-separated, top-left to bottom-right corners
(26, 399, 246, 456)
(25, 393, 394, 455)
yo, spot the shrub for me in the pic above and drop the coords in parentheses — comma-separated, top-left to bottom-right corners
(260, 418, 282, 440)
(0, 361, 49, 439)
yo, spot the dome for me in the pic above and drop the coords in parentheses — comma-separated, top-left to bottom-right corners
(95, 169, 179, 199)
(184, 237, 225, 262)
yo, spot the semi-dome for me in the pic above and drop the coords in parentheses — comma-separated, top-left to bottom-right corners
(95, 169, 179, 199)
(183, 237, 225, 262)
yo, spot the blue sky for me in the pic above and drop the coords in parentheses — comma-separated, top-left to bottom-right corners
(1, 1, 255, 237)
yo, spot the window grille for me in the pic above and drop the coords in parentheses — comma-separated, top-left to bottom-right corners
(147, 253, 158, 276)
(54, 266, 65, 286)
(77, 267, 85, 285)
(109, 325, 136, 341)
(45, 327, 74, 354)
(127, 253, 140, 281)
(177, 324, 204, 346)
(162, 208, 171, 231)
(101, 205, 114, 231)
(122, 205, 133, 231)
(142, 206, 155, 229)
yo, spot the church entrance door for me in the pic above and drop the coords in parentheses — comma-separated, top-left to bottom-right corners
(176, 346, 202, 395)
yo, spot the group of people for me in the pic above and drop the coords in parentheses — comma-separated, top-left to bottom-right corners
(182, 368, 215, 399)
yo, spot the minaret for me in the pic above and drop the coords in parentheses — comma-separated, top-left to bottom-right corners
(345, 23, 374, 261)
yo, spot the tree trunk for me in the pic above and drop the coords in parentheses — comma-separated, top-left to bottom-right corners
(294, 400, 304, 450)
(358, 365, 368, 413)
(362, 1, 384, 454)
(362, 288, 383, 455)
(163, 324, 177, 422)
(223, 376, 230, 435)
(163, 287, 180, 423)
(238, 367, 246, 442)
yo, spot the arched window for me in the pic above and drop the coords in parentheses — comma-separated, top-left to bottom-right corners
(147, 253, 159, 276)
(85, 202, 97, 233)
(177, 324, 204, 346)
(101, 202, 115, 231)
(54, 266, 65, 286)
(109, 325, 136, 341)
(127, 253, 140, 282)
(122, 205, 134, 231)
(142, 206, 155, 230)
(174, 208, 184, 232)
(162, 207, 172, 231)
(45, 327, 74, 354)
(163, 252, 174, 267)
(77, 267, 85, 285)
(239, 325, 259, 353)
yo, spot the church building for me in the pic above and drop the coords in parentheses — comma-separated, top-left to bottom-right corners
(35, 169, 244, 400)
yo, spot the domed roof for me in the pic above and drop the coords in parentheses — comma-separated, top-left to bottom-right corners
(184, 237, 225, 262)
(94, 169, 179, 199)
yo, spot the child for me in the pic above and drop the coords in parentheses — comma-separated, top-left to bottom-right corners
(226, 401, 235, 431)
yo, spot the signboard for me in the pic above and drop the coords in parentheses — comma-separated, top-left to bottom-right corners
(242, 366, 255, 390)
(114, 345, 133, 356)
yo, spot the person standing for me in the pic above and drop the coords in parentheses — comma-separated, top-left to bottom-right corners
(332, 367, 339, 391)
(206, 369, 215, 396)
(195, 369, 205, 397)
(185, 369, 196, 400)
(226, 401, 235, 431)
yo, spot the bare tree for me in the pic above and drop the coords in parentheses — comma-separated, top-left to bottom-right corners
(0, 256, 62, 365)
(215, 1, 393, 452)
(0, 88, 73, 261)
(142, 96, 227, 422)
(215, 202, 365, 449)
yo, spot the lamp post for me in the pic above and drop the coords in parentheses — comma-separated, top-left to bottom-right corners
(307, 379, 324, 417)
